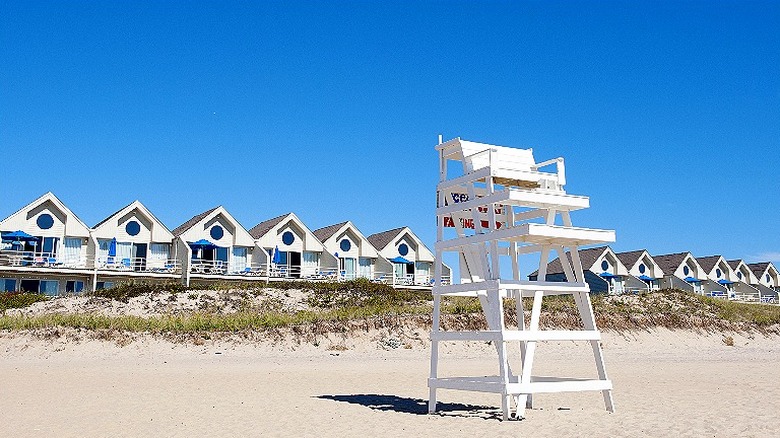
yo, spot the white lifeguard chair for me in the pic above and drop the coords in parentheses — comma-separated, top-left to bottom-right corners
(429, 136, 615, 420)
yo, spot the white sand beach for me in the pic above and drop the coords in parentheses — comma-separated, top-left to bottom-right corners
(2, 329, 779, 437)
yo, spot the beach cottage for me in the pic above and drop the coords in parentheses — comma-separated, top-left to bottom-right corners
(367, 226, 450, 286)
(529, 246, 632, 294)
(727, 259, 773, 303)
(90, 200, 179, 289)
(313, 221, 392, 282)
(696, 255, 736, 299)
(747, 262, 780, 302)
(172, 206, 258, 285)
(653, 252, 727, 297)
(249, 213, 337, 279)
(615, 249, 665, 292)
(0, 192, 92, 294)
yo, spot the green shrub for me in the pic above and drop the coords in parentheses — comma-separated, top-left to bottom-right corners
(88, 281, 189, 302)
(0, 292, 49, 311)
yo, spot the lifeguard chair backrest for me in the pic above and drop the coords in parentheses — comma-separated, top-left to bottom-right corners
(458, 140, 536, 173)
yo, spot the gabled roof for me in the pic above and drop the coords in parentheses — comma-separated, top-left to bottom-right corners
(0, 191, 91, 237)
(93, 200, 135, 228)
(727, 259, 742, 270)
(92, 200, 173, 241)
(747, 262, 771, 278)
(530, 246, 609, 277)
(367, 227, 406, 251)
(172, 207, 218, 237)
(695, 255, 721, 273)
(313, 221, 349, 242)
(615, 249, 645, 268)
(249, 213, 289, 239)
(652, 252, 689, 275)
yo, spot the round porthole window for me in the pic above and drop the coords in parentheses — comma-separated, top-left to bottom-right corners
(683, 266, 690, 276)
(282, 231, 295, 245)
(125, 220, 141, 236)
(601, 260, 609, 271)
(340, 239, 351, 252)
(715, 268, 722, 278)
(210, 225, 224, 240)
(37, 213, 54, 230)
(737, 272, 743, 280)
(398, 243, 409, 256)
(638, 264, 646, 274)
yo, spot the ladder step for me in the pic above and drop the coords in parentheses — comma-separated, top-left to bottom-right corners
(431, 330, 601, 342)
(429, 376, 612, 394)
(433, 279, 589, 295)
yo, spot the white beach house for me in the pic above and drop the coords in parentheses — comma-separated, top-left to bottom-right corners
(727, 259, 774, 303)
(615, 249, 665, 292)
(653, 252, 729, 297)
(172, 206, 258, 285)
(747, 262, 780, 303)
(529, 246, 631, 294)
(249, 213, 338, 279)
(312, 221, 393, 282)
(0, 192, 92, 294)
(367, 226, 450, 286)
(695, 255, 740, 299)
(90, 200, 180, 289)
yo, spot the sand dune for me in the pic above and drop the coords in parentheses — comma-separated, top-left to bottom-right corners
(2, 329, 778, 437)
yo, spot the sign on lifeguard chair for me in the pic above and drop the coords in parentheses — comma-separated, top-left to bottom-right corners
(429, 136, 615, 420)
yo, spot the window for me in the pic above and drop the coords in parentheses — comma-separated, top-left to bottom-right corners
(232, 247, 247, 272)
(1, 279, 16, 292)
(66, 280, 84, 293)
(37, 213, 54, 229)
(96, 281, 115, 290)
(358, 257, 373, 278)
(340, 239, 351, 252)
(601, 260, 609, 271)
(638, 264, 646, 274)
(282, 231, 295, 245)
(398, 243, 409, 256)
(40, 280, 59, 296)
(126, 221, 141, 236)
(737, 272, 743, 280)
(683, 266, 690, 276)
(210, 225, 224, 240)
(716, 269, 722, 278)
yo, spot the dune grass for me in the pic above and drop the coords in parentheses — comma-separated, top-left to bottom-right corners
(1, 286, 779, 336)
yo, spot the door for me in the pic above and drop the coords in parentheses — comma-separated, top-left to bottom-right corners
(289, 251, 302, 278)
(133, 243, 148, 271)
(342, 258, 356, 280)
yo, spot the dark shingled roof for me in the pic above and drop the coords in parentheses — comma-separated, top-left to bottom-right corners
(530, 246, 609, 277)
(652, 252, 689, 275)
(615, 249, 645, 269)
(726, 259, 742, 270)
(695, 255, 721, 273)
(367, 227, 406, 251)
(248, 213, 290, 239)
(313, 221, 348, 242)
(93, 201, 135, 228)
(747, 262, 770, 278)
(172, 207, 218, 237)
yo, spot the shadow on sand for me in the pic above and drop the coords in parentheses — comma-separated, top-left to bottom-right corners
(316, 394, 501, 419)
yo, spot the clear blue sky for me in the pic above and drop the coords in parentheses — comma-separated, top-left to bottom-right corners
(1, 1, 778, 265)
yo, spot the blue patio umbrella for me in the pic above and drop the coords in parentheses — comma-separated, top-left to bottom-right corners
(684, 277, 701, 283)
(1, 230, 37, 242)
(638, 275, 655, 282)
(599, 272, 619, 278)
(272, 246, 282, 264)
(188, 239, 218, 250)
(107, 237, 117, 263)
(389, 256, 413, 264)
